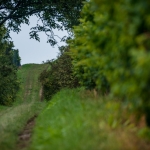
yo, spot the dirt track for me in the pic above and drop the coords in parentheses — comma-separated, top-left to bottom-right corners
(15, 64, 47, 150)
(17, 116, 37, 149)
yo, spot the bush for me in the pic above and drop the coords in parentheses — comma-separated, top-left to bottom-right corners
(70, 0, 150, 126)
(39, 46, 79, 100)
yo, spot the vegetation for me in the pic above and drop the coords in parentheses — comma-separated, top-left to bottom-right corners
(70, 0, 150, 126)
(0, 27, 20, 105)
(39, 46, 79, 100)
(0, 0, 83, 106)
(30, 88, 150, 150)
(1, 0, 150, 149)
(0, 0, 84, 45)
(13, 49, 21, 67)
(0, 64, 47, 150)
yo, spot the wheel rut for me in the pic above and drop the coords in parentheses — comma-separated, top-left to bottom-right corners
(16, 64, 47, 150)
(17, 115, 37, 150)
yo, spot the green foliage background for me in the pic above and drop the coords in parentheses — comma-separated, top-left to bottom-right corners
(70, 0, 150, 125)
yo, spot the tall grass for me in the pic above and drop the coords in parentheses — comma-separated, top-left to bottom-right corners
(30, 89, 121, 150)
(30, 88, 150, 150)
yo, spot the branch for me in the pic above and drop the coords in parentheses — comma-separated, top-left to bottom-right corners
(0, 6, 8, 10)
(8, 9, 41, 19)
(0, 1, 22, 26)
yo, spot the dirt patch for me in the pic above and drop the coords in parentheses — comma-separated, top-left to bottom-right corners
(17, 115, 37, 150)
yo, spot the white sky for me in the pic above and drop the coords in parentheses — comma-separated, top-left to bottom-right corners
(10, 16, 68, 65)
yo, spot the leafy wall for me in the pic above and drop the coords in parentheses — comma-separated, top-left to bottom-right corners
(70, 0, 150, 126)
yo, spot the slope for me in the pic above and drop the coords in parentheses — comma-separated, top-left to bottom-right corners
(0, 64, 48, 150)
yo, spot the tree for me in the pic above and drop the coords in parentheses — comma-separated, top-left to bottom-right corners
(70, 0, 150, 126)
(12, 49, 21, 67)
(0, 27, 20, 105)
(0, 0, 84, 45)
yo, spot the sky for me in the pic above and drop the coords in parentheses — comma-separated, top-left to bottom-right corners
(10, 17, 68, 65)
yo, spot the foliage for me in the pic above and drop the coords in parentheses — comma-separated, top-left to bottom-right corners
(0, 0, 84, 45)
(70, 0, 150, 126)
(0, 27, 20, 105)
(12, 49, 21, 67)
(39, 46, 79, 100)
(69, 1, 110, 93)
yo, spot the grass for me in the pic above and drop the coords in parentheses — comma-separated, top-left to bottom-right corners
(1, 63, 150, 150)
(30, 88, 150, 150)
(0, 64, 48, 150)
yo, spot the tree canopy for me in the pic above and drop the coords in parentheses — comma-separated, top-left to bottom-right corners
(0, 0, 84, 45)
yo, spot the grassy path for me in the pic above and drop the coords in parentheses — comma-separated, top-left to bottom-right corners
(0, 64, 48, 150)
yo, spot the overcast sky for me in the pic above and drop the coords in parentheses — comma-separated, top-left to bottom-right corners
(10, 17, 68, 65)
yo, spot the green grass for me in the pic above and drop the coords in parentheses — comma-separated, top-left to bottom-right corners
(1, 63, 150, 150)
(29, 89, 121, 150)
(30, 88, 150, 150)
(0, 64, 48, 150)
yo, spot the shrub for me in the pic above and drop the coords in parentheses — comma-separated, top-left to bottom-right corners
(39, 46, 79, 100)
(70, 0, 150, 126)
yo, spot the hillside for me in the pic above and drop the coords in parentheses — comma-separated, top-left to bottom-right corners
(0, 64, 48, 150)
